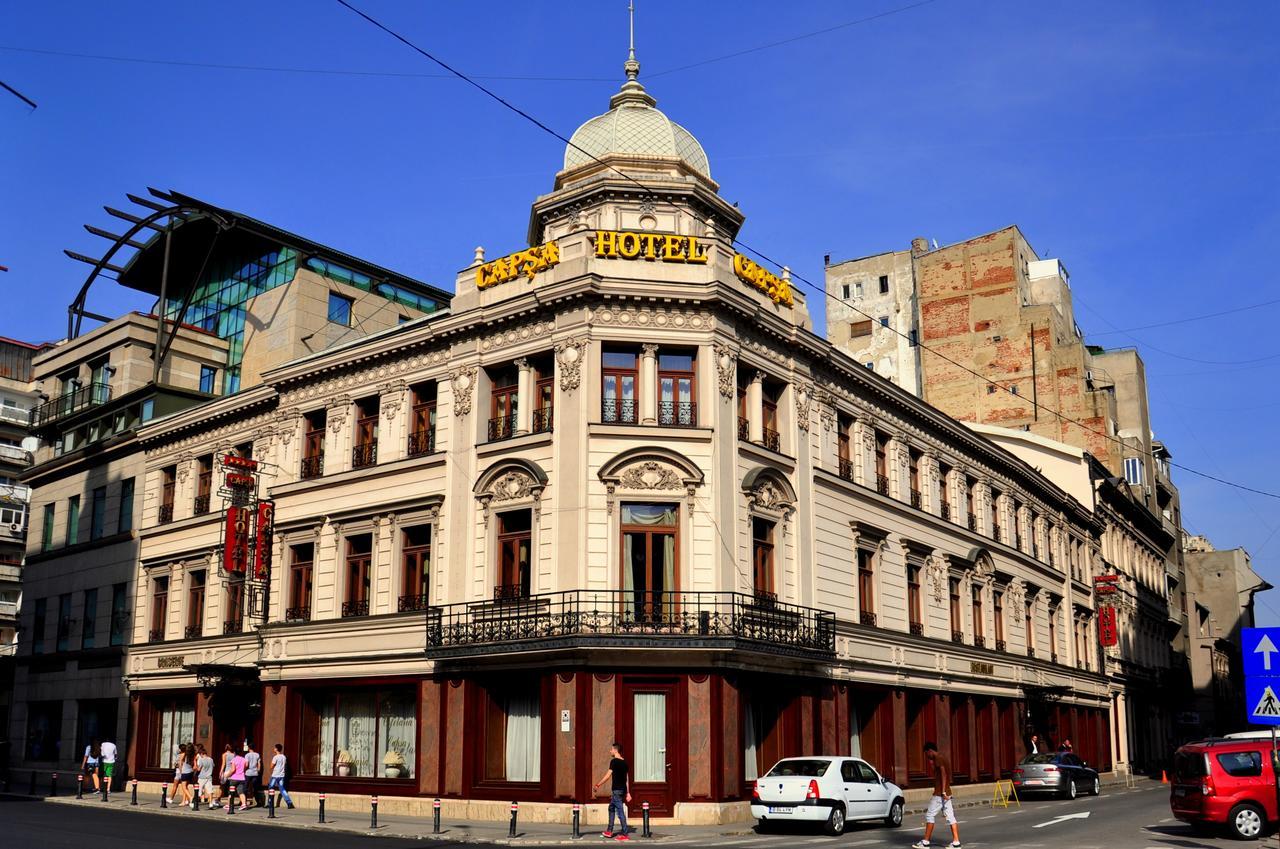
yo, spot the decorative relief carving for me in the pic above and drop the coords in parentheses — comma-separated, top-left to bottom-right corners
(380, 380, 405, 422)
(713, 343, 737, 398)
(479, 319, 557, 354)
(816, 388, 836, 432)
(591, 306, 713, 333)
(748, 479, 793, 516)
(927, 556, 948, 606)
(478, 469, 544, 525)
(795, 381, 813, 432)
(450, 367, 477, 417)
(176, 454, 193, 482)
(641, 343, 658, 358)
(618, 461, 684, 491)
(554, 338, 587, 392)
(1006, 578, 1027, 617)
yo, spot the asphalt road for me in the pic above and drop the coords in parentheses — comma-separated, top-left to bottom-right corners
(0, 782, 1265, 849)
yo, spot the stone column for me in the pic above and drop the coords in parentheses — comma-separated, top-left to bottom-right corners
(640, 344, 658, 425)
(747, 370, 764, 443)
(851, 417, 871, 486)
(379, 383, 407, 463)
(515, 358, 533, 435)
(325, 400, 350, 476)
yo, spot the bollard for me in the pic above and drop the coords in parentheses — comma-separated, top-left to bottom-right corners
(318, 792, 326, 823)
(433, 797, 441, 834)
(227, 789, 234, 815)
(370, 794, 379, 829)
(571, 800, 581, 839)
(28, 770, 35, 796)
(267, 788, 276, 819)
(50, 772, 57, 797)
(642, 800, 651, 838)
(130, 779, 138, 806)
(77, 774, 84, 800)
(509, 800, 518, 838)
(161, 783, 168, 808)
(101, 777, 109, 803)
(191, 785, 199, 811)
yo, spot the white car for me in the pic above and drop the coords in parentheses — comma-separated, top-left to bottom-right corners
(751, 756, 906, 836)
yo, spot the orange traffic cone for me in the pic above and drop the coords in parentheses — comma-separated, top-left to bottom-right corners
(1161, 770, 1169, 784)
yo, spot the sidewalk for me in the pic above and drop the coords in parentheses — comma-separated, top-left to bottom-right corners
(1, 773, 1154, 846)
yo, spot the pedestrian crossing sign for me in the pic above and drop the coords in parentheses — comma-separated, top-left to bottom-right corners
(1254, 687, 1280, 718)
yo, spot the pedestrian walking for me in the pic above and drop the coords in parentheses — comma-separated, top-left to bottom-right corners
(178, 743, 195, 806)
(912, 741, 960, 849)
(215, 743, 234, 808)
(592, 741, 631, 841)
(267, 744, 295, 809)
(1059, 739, 1073, 753)
(223, 747, 248, 812)
(196, 745, 215, 806)
(81, 739, 101, 791)
(1028, 733, 1041, 755)
(98, 737, 117, 794)
(243, 742, 262, 808)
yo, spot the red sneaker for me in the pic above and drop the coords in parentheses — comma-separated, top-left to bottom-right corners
(614, 835, 631, 842)
(600, 832, 613, 839)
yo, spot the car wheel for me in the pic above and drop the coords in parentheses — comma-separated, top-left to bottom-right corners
(1064, 778, 1077, 800)
(1091, 777, 1100, 796)
(824, 805, 846, 836)
(1227, 803, 1265, 840)
(885, 799, 905, 828)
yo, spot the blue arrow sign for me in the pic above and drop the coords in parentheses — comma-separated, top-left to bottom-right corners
(1242, 628, 1280, 726)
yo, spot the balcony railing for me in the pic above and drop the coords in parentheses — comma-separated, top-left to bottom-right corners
(285, 606, 311, 623)
(147, 628, 165, 642)
(996, 639, 1007, 652)
(1027, 647, 1036, 659)
(0, 406, 29, 426)
(737, 416, 749, 440)
(992, 522, 1002, 542)
(223, 618, 242, 635)
(425, 590, 836, 659)
(341, 599, 369, 618)
(407, 428, 435, 457)
(157, 504, 174, 525)
(352, 440, 378, 469)
(657, 401, 697, 427)
(300, 454, 324, 480)
(761, 427, 781, 453)
(951, 630, 964, 644)
(876, 474, 889, 496)
(487, 415, 515, 442)
(909, 621, 924, 636)
(193, 495, 210, 516)
(860, 610, 877, 627)
(493, 583, 530, 602)
(398, 593, 431, 612)
(30, 382, 113, 429)
(1051, 652, 1059, 664)
(974, 635, 986, 648)
(0, 483, 31, 503)
(940, 503, 951, 521)
(602, 399, 637, 425)
(910, 489, 922, 510)
(838, 458, 855, 482)
(0, 444, 32, 466)
(532, 407, 554, 434)
(968, 513, 977, 531)
(183, 624, 202, 639)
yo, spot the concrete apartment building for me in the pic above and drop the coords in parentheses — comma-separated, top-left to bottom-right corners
(115, 56, 1115, 823)
(8, 191, 448, 777)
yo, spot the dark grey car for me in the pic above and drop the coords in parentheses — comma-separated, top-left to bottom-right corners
(1012, 753, 1101, 799)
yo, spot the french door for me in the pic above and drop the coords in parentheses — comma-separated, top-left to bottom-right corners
(620, 503, 678, 622)
(619, 679, 682, 816)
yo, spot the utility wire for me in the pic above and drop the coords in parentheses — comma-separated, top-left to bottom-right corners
(333, 1, 1280, 502)
(0, 79, 37, 110)
(1083, 295, 1280, 338)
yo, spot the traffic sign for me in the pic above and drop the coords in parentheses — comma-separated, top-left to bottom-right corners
(1243, 628, 1280, 726)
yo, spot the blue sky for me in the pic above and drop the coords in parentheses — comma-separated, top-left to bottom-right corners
(3, 1, 1278, 620)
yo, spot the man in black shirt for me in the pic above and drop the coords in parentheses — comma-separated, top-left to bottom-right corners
(592, 742, 631, 841)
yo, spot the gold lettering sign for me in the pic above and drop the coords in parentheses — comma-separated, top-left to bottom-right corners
(157, 655, 186, 670)
(594, 230, 709, 264)
(733, 253, 794, 307)
(476, 241, 561, 289)
(970, 661, 994, 676)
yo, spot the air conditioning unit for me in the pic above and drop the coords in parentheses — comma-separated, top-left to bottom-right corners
(8, 522, 21, 532)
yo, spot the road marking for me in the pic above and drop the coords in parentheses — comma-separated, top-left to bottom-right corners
(979, 814, 997, 819)
(1032, 811, 1092, 828)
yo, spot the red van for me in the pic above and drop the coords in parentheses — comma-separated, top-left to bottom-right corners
(1171, 738, 1279, 840)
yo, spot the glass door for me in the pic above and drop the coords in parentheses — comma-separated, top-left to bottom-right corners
(620, 679, 681, 815)
(620, 503, 677, 623)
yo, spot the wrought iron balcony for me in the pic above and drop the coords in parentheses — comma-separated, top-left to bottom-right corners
(761, 427, 781, 453)
(974, 635, 986, 648)
(284, 606, 311, 623)
(223, 618, 242, 635)
(602, 398, 637, 425)
(910, 621, 924, 636)
(751, 589, 777, 607)
(737, 416, 749, 440)
(1027, 647, 1036, 658)
(352, 440, 378, 469)
(398, 593, 431, 613)
(30, 382, 113, 429)
(658, 401, 697, 427)
(147, 628, 164, 642)
(992, 522, 1002, 542)
(996, 639, 1007, 652)
(860, 610, 877, 627)
(493, 583, 530, 602)
(1051, 652, 1059, 664)
(341, 599, 370, 618)
(184, 624, 202, 639)
(968, 513, 977, 531)
(425, 590, 837, 660)
(876, 474, 889, 496)
(407, 428, 435, 457)
(487, 415, 515, 442)
(940, 502, 951, 521)
(157, 504, 174, 525)
(838, 458, 855, 482)
(910, 489, 922, 510)
(951, 630, 964, 644)
(300, 454, 324, 480)
(531, 407, 554, 434)
(193, 495, 210, 516)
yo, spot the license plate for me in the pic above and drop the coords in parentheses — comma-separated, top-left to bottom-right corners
(768, 807, 794, 814)
(1025, 779, 1044, 786)
(1174, 787, 1187, 797)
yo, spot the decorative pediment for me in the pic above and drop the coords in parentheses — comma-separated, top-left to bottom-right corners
(849, 519, 889, 552)
(619, 462, 684, 491)
(474, 458, 548, 525)
(743, 466, 798, 519)
(599, 447, 705, 513)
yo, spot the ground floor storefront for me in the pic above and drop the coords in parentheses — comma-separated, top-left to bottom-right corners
(127, 667, 1110, 821)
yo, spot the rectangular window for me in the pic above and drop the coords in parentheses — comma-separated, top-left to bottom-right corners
(32, 597, 47, 654)
(195, 455, 213, 514)
(299, 687, 417, 779)
(481, 683, 540, 783)
(908, 449, 922, 507)
(908, 564, 923, 634)
(849, 319, 873, 338)
(1048, 604, 1059, 659)
(88, 486, 107, 541)
(1217, 752, 1263, 778)
(761, 382, 781, 452)
(938, 464, 952, 518)
(874, 431, 889, 494)
(407, 382, 437, 456)
(602, 348, 638, 424)
(159, 466, 175, 524)
(353, 396, 379, 467)
(994, 589, 1005, 648)
(66, 495, 81, 546)
(150, 577, 168, 641)
(109, 583, 128, 646)
(400, 525, 431, 611)
(751, 517, 774, 597)
(149, 698, 195, 768)
(854, 282, 863, 298)
(186, 571, 206, 639)
(302, 409, 326, 479)
(199, 364, 217, 394)
(24, 700, 62, 762)
(1123, 457, 1144, 486)
(879, 275, 890, 294)
(1024, 591, 1035, 654)
(288, 543, 314, 621)
(487, 365, 518, 441)
(878, 316, 889, 328)
(620, 503, 677, 621)
(657, 351, 696, 427)
(841, 283, 850, 300)
(972, 585, 984, 645)
(225, 574, 245, 633)
(41, 503, 55, 552)
(327, 291, 354, 326)
(118, 478, 135, 534)
(343, 534, 373, 616)
(496, 510, 533, 600)
(81, 588, 98, 650)
(857, 549, 875, 624)
(949, 578, 962, 642)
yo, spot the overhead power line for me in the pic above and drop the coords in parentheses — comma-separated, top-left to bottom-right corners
(0, 79, 37, 110)
(1083, 294, 1280, 337)
(333, 1, 1280, 502)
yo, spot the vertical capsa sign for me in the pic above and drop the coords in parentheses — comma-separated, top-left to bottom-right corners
(594, 230, 710, 264)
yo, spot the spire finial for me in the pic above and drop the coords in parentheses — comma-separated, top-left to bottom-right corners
(623, 0, 640, 81)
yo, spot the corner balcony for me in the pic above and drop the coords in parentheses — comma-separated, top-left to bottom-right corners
(29, 382, 113, 430)
(425, 590, 836, 662)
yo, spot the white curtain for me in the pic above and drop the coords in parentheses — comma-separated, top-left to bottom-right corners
(155, 704, 195, 768)
(379, 692, 417, 779)
(337, 693, 376, 777)
(634, 693, 667, 782)
(504, 694, 541, 782)
(743, 702, 759, 781)
(318, 700, 336, 775)
(849, 702, 863, 758)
